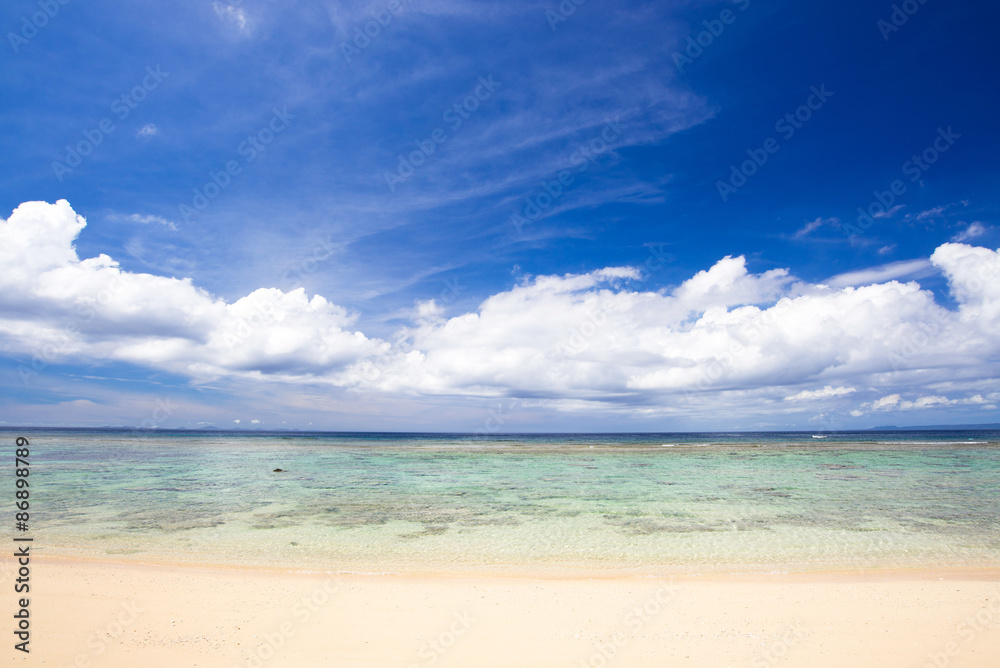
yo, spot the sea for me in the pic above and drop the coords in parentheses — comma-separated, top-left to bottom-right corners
(10, 428, 1000, 575)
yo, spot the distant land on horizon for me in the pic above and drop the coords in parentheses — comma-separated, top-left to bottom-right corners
(866, 423, 1000, 431)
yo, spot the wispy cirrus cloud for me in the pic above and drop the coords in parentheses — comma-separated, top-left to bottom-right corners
(110, 213, 178, 232)
(793, 217, 836, 239)
(824, 258, 936, 288)
(213, 1, 250, 34)
(953, 221, 989, 242)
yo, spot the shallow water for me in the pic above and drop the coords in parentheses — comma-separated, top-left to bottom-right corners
(14, 428, 1000, 574)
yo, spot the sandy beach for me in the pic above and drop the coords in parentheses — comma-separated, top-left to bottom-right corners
(6, 557, 999, 667)
(8, 431, 1000, 666)
(6, 0, 1000, 663)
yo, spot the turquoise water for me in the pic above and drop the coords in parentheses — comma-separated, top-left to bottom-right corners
(14, 429, 1000, 574)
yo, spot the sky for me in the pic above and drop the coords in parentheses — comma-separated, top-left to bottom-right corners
(1, 0, 999, 432)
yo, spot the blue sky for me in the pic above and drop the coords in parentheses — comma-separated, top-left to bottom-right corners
(1, 0, 999, 431)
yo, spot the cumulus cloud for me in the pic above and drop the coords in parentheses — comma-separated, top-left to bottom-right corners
(1, 201, 385, 384)
(850, 393, 993, 416)
(137, 123, 158, 137)
(3, 201, 1000, 422)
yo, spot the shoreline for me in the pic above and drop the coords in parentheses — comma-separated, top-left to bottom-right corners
(12, 553, 1000, 582)
(7, 556, 1000, 667)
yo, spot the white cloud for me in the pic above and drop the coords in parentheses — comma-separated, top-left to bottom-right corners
(874, 204, 904, 219)
(213, 2, 249, 33)
(914, 206, 947, 221)
(137, 123, 158, 137)
(953, 221, 987, 243)
(851, 391, 997, 416)
(871, 394, 901, 410)
(793, 217, 826, 239)
(1, 201, 385, 384)
(113, 213, 178, 232)
(784, 386, 856, 402)
(824, 258, 935, 288)
(851, 392, 1000, 417)
(671, 256, 791, 313)
(792, 217, 840, 239)
(904, 202, 966, 224)
(3, 201, 1000, 423)
(930, 242, 1000, 316)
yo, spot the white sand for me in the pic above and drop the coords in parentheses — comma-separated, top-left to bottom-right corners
(5, 558, 1000, 667)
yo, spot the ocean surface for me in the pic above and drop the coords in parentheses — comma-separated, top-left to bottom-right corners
(11, 428, 1000, 575)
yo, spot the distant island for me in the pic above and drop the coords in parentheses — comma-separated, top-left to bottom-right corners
(868, 423, 1000, 430)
